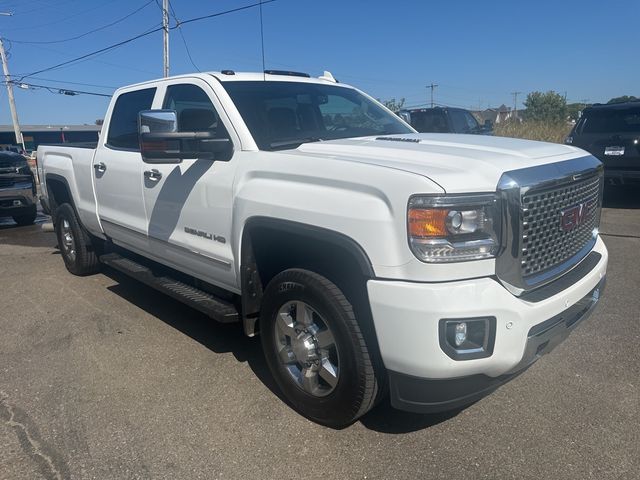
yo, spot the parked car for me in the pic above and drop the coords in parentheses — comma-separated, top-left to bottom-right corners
(566, 101, 640, 185)
(399, 106, 493, 135)
(0, 151, 37, 225)
(38, 71, 607, 428)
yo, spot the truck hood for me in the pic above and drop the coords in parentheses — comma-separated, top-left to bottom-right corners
(294, 134, 586, 192)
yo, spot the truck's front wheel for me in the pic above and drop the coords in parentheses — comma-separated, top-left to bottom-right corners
(260, 269, 379, 428)
(55, 203, 100, 276)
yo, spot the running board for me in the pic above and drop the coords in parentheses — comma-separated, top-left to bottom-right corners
(100, 252, 239, 323)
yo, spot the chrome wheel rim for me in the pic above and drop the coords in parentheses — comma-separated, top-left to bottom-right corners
(61, 219, 76, 262)
(274, 301, 340, 397)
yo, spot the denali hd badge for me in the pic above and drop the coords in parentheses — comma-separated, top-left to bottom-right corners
(184, 227, 226, 243)
(559, 203, 591, 232)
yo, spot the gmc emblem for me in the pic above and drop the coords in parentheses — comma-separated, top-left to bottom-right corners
(559, 202, 592, 232)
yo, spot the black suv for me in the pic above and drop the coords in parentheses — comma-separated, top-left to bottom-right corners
(0, 151, 37, 225)
(399, 107, 493, 135)
(567, 102, 640, 185)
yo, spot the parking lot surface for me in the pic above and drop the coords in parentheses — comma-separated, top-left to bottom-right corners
(0, 188, 639, 480)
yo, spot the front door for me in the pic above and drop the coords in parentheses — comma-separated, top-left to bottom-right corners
(142, 80, 238, 292)
(93, 87, 156, 253)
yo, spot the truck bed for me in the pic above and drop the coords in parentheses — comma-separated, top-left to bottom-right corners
(37, 144, 101, 234)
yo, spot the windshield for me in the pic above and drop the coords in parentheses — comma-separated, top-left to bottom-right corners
(221, 81, 413, 150)
(581, 107, 640, 134)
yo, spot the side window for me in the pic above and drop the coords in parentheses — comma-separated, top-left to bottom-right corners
(463, 111, 479, 131)
(106, 88, 156, 150)
(163, 84, 229, 138)
(449, 110, 469, 133)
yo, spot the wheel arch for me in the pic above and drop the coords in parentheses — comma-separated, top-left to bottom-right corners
(239, 216, 376, 337)
(46, 173, 75, 207)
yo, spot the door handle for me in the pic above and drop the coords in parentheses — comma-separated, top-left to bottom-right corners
(144, 169, 162, 182)
(94, 162, 106, 174)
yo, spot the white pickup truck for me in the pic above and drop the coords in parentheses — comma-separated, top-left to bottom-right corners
(38, 70, 607, 427)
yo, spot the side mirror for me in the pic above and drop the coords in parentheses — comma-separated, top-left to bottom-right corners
(138, 109, 232, 164)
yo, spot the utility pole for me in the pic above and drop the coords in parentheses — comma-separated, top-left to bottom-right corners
(0, 13, 26, 152)
(162, 0, 169, 77)
(511, 91, 522, 120)
(427, 83, 438, 108)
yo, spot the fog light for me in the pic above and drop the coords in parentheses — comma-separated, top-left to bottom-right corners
(439, 317, 496, 360)
(454, 322, 467, 346)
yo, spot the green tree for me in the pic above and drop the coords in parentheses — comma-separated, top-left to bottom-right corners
(607, 95, 638, 104)
(523, 91, 567, 123)
(380, 98, 405, 113)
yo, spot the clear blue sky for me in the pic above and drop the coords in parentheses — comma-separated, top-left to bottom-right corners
(0, 0, 638, 125)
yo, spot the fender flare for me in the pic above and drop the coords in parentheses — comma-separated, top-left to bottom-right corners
(239, 216, 375, 336)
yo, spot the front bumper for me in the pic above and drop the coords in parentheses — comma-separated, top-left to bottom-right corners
(0, 183, 37, 216)
(367, 236, 608, 413)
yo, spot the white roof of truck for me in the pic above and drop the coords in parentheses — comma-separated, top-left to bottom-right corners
(120, 71, 345, 92)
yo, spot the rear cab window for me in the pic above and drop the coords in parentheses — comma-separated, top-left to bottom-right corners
(580, 106, 640, 134)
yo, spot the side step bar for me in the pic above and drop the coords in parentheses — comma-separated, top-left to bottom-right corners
(100, 252, 239, 323)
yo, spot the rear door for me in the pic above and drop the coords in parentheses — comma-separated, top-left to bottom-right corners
(141, 79, 239, 291)
(92, 87, 156, 253)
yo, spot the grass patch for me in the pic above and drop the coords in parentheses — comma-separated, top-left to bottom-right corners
(494, 121, 572, 144)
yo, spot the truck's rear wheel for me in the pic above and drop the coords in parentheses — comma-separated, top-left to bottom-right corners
(260, 269, 379, 428)
(55, 203, 100, 276)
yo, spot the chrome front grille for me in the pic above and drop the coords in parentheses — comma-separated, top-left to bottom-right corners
(521, 174, 601, 277)
(496, 156, 604, 295)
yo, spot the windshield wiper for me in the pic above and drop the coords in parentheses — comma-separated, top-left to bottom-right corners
(268, 137, 324, 150)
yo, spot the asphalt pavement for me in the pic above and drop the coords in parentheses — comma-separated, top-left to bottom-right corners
(0, 187, 638, 480)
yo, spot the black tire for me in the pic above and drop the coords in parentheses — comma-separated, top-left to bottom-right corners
(55, 203, 100, 276)
(260, 269, 379, 428)
(12, 206, 37, 226)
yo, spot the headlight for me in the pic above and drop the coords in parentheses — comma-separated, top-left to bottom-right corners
(408, 194, 501, 263)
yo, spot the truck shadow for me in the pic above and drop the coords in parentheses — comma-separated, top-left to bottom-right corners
(102, 267, 457, 433)
(0, 210, 49, 231)
(102, 267, 282, 395)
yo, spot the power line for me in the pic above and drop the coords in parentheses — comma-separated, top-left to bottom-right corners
(5, 80, 112, 97)
(1, 1, 123, 33)
(16, 25, 164, 81)
(171, 6, 201, 72)
(178, 0, 276, 27)
(16, 0, 277, 81)
(23, 76, 117, 89)
(12, 32, 162, 77)
(6, 0, 155, 45)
